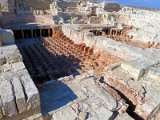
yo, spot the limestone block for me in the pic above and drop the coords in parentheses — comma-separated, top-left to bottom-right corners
(139, 86, 160, 119)
(12, 62, 25, 72)
(0, 29, 15, 45)
(121, 58, 154, 80)
(146, 67, 160, 85)
(2, 45, 18, 50)
(12, 77, 27, 113)
(97, 37, 144, 60)
(96, 87, 118, 111)
(20, 74, 40, 110)
(0, 80, 17, 116)
(52, 106, 77, 120)
(95, 107, 113, 120)
(115, 113, 134, 120)
(143, 49, 160, 64)
(2, 46, 22, 63)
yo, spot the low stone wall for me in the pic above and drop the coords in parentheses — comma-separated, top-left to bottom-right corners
(0, 29, 40, 120)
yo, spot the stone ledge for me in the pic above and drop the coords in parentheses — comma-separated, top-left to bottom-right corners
(121, 58, 154, 80)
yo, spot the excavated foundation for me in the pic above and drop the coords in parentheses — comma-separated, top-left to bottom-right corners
(13, 26, 160, 120)
(17, 28, 120, 85)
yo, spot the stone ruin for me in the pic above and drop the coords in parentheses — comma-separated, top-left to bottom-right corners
(0, 0, 160, 120)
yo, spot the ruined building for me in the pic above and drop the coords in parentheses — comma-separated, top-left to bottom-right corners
(0, 0, 160, 120)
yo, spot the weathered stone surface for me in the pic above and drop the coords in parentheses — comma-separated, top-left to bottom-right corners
(0, 80, 17, 116)
(115, 113, 134, 120)
(52, 106, 77, 120)
(121, 58, 154, 80)
(0, 29, 15, 45)
(95, 107, 113, 120)
(0, 94, 3, 119)
(137, 86, 160, 119)
(2, 49, 22, 63)
(0, 53, 6, 65)
(20, 74, 40, 110)
(147, 67, 160, 81)
(79, 111, 88, 120)
(12, 77, 27, 113)
(96, 87, 118, 111)
(12, 62, 25, 72)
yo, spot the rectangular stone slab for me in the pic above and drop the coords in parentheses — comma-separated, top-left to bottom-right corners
(2, 49, 22, 63)
(20, 74, 40, 111)
(0, 80, 17, 116)
(147, 67, 160, 81)
(12, 77, 27, 113)
(121, 58, 154, 80)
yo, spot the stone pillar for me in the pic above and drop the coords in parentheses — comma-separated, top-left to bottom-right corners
(40, 29, 42, 37)
(31, 29, 33, 38)
(48, 28, 50, 37)
(22, 30, 24, 39)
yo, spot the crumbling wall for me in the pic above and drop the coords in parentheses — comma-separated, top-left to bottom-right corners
(118, 6, 160, 43)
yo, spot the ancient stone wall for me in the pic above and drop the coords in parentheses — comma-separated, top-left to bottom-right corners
(0, 29, 40, 120)
(118, 6, 160, 42)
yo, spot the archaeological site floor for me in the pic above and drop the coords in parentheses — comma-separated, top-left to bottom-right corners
(0, 24, 160, 120)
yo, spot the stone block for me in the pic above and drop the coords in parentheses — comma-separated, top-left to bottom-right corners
(95, 107, 113, 120)
(97, 37, 144, 60)
(0, 29, 15, 45)
(96, 87, 118, 111)
(12, 77, 27, 113)
(2, 48, 22, 63)
(0, 80, 17, 116)
(138, 86, 160, 119)
(2, 45, 18, 50)
(12, 62, 25, 72)
(147, 67, 160, 81)
(115, 113, 134, 120)
(121, 58, 154, 80)
(52, 106, 77, 120)
(20, 74, 40, 110)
